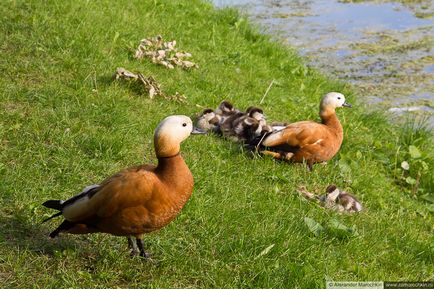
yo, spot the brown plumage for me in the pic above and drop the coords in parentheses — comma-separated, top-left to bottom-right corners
(196, 108, 220, 132)
(299, 184, 363, 213)
(246, 106, 272, 134)
(257, 92, 351, 169)
(219, 111, 245, 139)
(42, 115, 203, 258)
(214, 100, 240, 126)
(324, 185, 363, 213)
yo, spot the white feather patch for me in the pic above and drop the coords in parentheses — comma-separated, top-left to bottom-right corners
(63, 196, 91, 221)
(272, 126, 286, 131)
(313, 139, 323, 145)
(262, 131, 284, 146)
(62, 184, 99, 221)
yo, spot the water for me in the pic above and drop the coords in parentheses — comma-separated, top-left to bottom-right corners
(212, 0, 434, 127)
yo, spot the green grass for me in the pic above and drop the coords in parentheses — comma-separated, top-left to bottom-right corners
(1, 0, 433, 288)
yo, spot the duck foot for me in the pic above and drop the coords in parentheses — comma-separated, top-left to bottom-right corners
(127, 236, 140, 256)
(136, 238, 151, 259)
(260, 150, 294, 162)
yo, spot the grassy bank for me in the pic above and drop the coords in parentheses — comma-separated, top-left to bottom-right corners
(0, 0, 432, 288)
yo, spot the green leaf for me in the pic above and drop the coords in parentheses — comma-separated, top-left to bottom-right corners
(405, 176, 417, 185)
(327, 219, 358, 238)
(304, 217, 324, 237)
(420, 194, 434, 204)
(427, 204, 434, 213)
(418, 160, 429, 171)
(409, 145, 421, 159)
(338, 159, 352, 174)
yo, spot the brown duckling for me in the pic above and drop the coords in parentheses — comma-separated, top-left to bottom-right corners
(42, 115, 204, 258)
(196, 108, 221, 132)
(257, 92, 351, 170)
(299, 185, 362, 213)
(219, 111, 246, 140)
(322, 185, 363, 213)
(215, 100, 240, 125)
(246, 106, 272, 134)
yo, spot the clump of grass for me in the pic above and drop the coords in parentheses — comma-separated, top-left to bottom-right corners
(392, 117, 434, 196)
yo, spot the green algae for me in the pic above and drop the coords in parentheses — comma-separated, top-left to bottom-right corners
(339, 0, 434, 19)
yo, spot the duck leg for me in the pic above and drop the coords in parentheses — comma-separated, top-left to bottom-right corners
(127, 236, 139, 256)
(260, 150, 294, 161)
(136, 237, 151, 259)
(260, 150, 285, 160)
(306, 161, 314, 171)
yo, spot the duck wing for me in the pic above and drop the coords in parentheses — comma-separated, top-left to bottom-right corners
(61, 164, 157, 223)
(262, 121, 325, 148)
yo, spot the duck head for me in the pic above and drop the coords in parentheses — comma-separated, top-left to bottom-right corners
(201, 108, 216, 120)
(215, 100, 235, 115)
(320, 92, 352, 114)
(246, 106, 265, 121)
(154, 115, 204, 158)
(201, 109, 220, 124)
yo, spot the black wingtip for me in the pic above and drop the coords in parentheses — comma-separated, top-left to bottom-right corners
(42, 200, 62, 211)
(49, 229, 60, 238)
(41, 212, 62, 223)
(245, 131, 273, 151)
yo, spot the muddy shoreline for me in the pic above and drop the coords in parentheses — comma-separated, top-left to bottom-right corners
(213, 0, 434, 128)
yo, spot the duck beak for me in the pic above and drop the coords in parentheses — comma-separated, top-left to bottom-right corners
(191, 127, 207, 135)
(342, 101, 352, 108)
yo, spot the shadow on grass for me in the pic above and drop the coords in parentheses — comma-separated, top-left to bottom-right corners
(0, 212, 92, 257)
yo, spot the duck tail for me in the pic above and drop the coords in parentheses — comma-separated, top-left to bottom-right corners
(41, 212, 62, 223)
(41, 199, 64, 223)
(49, 220, 74, 238)
(245, 131, 272, 151)
(42, 199, 63, 211)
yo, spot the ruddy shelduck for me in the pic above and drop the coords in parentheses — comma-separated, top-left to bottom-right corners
(256, 92, 351, 170)
(42, 115, 204, 258)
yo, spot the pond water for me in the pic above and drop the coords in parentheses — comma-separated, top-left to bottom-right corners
(212, 0, 434, 128)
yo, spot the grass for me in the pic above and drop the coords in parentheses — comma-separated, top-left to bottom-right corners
(0, 0, 433, 288)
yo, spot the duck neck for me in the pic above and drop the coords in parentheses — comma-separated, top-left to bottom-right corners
(320, 108, 343, 137)
(154, 133, 180, 159)
(156, 153, 193, 191)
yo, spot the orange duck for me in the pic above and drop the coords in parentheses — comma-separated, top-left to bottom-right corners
(256, 92, 351, 170)
(42, 115, 204, 258)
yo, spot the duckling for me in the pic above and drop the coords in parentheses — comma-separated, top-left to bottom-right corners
(246, 106, 265, 122)
(42, 115, 204, 258)
(231, 116, 263, 143)
(298, 185, 362, 213)
(214, 100, 240, 125)
(256, 92, 351, 170)
(322, 185, 363, 213)
(246, 106, 272, 134)
(219, 111, 246, 140)
(196, 108, 220, 132)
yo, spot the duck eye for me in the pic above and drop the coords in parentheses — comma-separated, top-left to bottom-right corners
(337, 97, 341, 100)
(182, 123, 187, 127)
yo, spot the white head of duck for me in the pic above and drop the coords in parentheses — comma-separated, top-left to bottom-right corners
(154, 115, 205, 158)
(320, 92, 352, 116)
